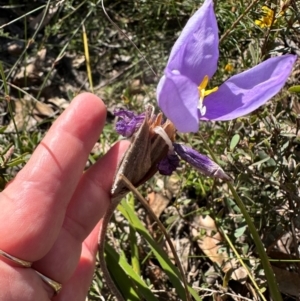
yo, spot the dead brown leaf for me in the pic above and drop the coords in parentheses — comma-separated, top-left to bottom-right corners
(48, 97, 70, 110)
(13, 48, 47, 87)
(147, 191, 170, 218)
(192, 215, 247, 282)
(272, 265, 300, 297)
(5, 97, 54, 132)
(34, 100, 55, 118)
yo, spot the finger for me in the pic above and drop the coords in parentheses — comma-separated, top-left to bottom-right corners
(0, 260, 50, 301)
(53, 220, 103, 301)
(32, 140, 129, 283)
(0, 93, 106, 260)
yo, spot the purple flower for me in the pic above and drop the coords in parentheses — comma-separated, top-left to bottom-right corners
(173, 143, 231, 181)
(114, 109, 145, 137)
(157, 0, 297, 133)
(157, 153, 180, 175)
(114, 108, 229, 180)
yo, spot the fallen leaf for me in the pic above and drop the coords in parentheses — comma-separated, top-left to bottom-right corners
(34, 100, 54, 117)
(13, 48, 48, 87)
(272, 266, 300, 297)
(192, 215, 247, 281)
(48, 97, 70, 110)
(147, 191, 170, 218)
(5, 97, 54, 132)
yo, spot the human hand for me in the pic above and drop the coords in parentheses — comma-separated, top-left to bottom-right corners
(0, 93, 129, 301)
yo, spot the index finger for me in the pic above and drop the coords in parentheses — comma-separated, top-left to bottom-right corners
(0, 93, 107, 260)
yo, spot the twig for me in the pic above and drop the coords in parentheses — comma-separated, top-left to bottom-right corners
(101, 0, 157, 76)
(219, 0, 260, 44)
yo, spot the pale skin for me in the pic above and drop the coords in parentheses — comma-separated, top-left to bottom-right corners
(0, 93, 129, 301)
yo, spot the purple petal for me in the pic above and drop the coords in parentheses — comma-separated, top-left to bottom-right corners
(114, 109, 145, 137)
(157, 153, 180, 175)
(202, 54, 297, 121)
(114, 108, 136, 121)
(157, 71, 199, 133)
(174, 143, 231, 181)
(167, 0, 219, 84)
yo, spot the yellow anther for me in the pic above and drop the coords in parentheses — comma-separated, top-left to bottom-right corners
(197, 75, 218, 116)
(198, 75, 209, 90)
(198, 75, 209, 100)
(204, 86, 218, 97)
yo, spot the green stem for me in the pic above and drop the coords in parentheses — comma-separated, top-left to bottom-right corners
(128, 194, 140, 275)
(221, 228, 267, 301)
(227, 182, 282, 300)
(199, 134, 282, 301)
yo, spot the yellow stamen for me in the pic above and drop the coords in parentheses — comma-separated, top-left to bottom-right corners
(197, 75, 218, 116)
(204, 86, 218, 96)
(198, 75, 209, 94)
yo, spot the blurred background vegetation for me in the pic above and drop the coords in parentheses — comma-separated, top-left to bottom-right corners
(0, 0, 300, 300)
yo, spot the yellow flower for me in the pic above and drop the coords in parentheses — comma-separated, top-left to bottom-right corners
(224, 63, 233, 72)
(255, 6, 275, 28)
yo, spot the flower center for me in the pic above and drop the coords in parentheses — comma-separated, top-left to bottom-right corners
(197, 75, 218, 116)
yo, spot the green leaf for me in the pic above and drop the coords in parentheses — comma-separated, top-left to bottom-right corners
(118, 200, 203, 301)
(105, 244, 158, 301)
(288, 85, 300, 93)
(230, 134, 240, 151)
(0, 126, 7, 134)
(234, 225, 247, 238)
(119, 200, 186, 300)
(165, 215, 179, 225)
(6, 154, 29, 167)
